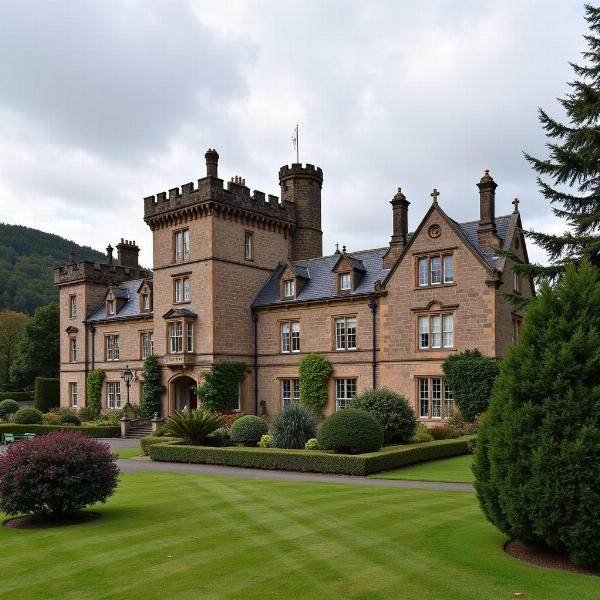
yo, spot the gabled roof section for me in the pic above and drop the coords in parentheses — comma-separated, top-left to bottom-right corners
(87, 279, 152, 322)
(279, 263, 310, 280)
(162, 308, 197, 320)
(332, 253, 366, 273)
(454, 214, 513, 268)
(253, 248, 389, 308)
(137, 279, 153, 293)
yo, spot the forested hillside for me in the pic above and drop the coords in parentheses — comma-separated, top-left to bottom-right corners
(0, 223, 104, 314)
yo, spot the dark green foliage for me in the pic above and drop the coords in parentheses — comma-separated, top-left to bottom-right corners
(12, 407, 43, 424)
(33, 377, 60, 412)
(78, 406, 94, 422)
(271, 403, 317, 449)
(230, 415, 268, 446)
(299, 353, 333, 415)
(0, 391, 33, 403)
(196, 362, 247, 413)
(0, 399, 19, 420)
(429, 426, 461, 440)
(141, 355, 164, 417)
(86, 369, 105, 419)
(60, 413, 81, 426)
(442, 350, 499, 421)
(474, 260, 600, 568)
(0, 423, 119, 437)
(0, 223, 104, 315)
(0, 310, 28, 391)
(410, 424, 434, 443)
(317, 409, 383, 454)
(163, 410, 224, 446)
(9, 303, 59, 391)
(140, 435, 183, 455)
(521, 5, 600, 280)
(149, 437, 471, 476)
(349, 388, 417, 444)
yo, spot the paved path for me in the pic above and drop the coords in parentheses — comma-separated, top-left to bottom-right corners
(117, 458, 474, 492)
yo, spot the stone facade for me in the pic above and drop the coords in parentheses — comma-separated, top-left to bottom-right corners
(55, 150, 532, 423)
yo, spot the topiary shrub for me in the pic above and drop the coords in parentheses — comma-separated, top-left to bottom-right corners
(299, 353, 333, 415)
(33, 377, 60, 412)
(163, 410, 224, 446)
(0, 399, 19, 421)
(317, 409, 383, 454)
(12, 407, 43, 424)
(0, 431, 118, 516)
(271, 403, 317, 449)
(349, 388, 417, 444)
(442, 349, 499, 422)
(474, 260, 600, 568)
(429, 425, 461, 440)
(230, 415, 268, 447)
(60, 413, 81, 426)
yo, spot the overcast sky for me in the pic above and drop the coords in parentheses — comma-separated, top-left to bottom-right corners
(0, 0, 587, 266)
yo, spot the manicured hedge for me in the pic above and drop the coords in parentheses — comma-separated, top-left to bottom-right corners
(0, 392, 34, 403)
(0, 424, 119, 438)
(148, 437, 473, 476)
(33, 377, 60, 412)
(140, 435, 183, 455)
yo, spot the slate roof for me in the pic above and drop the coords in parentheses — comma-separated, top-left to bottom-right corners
(253, 214, 515, 308)
(87, 278, 152, 322)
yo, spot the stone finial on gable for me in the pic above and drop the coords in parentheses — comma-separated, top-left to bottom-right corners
(431, 188, 440, 204)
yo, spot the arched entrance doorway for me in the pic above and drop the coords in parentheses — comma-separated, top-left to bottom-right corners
(171, 376, 197, 413)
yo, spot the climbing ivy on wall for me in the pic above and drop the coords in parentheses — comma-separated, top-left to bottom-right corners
(141, 355, 164, 418)
(196, 362, 247, 413)
(299, 353, 333, 415)
(86, 368, 105, 418)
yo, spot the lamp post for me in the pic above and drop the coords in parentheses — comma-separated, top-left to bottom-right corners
(121, 365, 134, 411)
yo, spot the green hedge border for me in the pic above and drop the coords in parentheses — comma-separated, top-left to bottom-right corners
(140, 435, 183, 455)
(0, 424, 120, 438)
(148, 437, 473, 476)
(0, 392, 34, 403)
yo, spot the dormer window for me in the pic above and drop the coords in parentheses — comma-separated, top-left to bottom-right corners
(107, 299, 115, 316)
(339, 273, 351, 291)
(141, 293, 150, 312)
(284, 279, 295, 298)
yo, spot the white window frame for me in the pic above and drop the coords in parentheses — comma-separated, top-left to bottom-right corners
(106, 335, 120, 361)
(418, 377, 453, 419)
(335, 317, 357, 351)
(443, 255, 454, 283)
(70, 382, 78, 408)
(107, 382, 121, 409)
(175, 229, 190, 263)
(184, 277, 190, 302)
(107, 299, 115, 316)
(69, 294, 77, 318)
(281, 321, 300, 354)
(141, 332, 154, 359)
(233, 383, 241, 412)
(186, 321, 194, 353)
(418, 258, 429, 286)
(513, 270, 520, 293)
(339, 272, 351, 291)
(284, 279, 295, 298)
(430, 256, 441, 285)
(281, 378, 300, 409)
(69, 338, 77, 363)
(418, 313, 453, 350)
(168, 321, 183, 354)
(142, 293, 150, 311)
(417, 254, 454, 286)
(244, 232, 253, 260)
(335, 378, 357, 410)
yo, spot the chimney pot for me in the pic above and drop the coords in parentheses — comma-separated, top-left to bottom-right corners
(205, 148, 219, 178)
(477, 169, 499, 252)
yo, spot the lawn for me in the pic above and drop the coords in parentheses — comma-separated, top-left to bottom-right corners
(114, 448, 143, 459)
(372, 454, 475, 483)
(0, 472, 597, 600)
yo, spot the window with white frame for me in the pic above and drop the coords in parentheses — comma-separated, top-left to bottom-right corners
(174, 277, 190, 303)
(512, 316, 521, 344)
(141, 292, 151, 312)
(417, 254, 454, 286)
(418, 313, 453, 350)
(244, 232, 253, 260)
(186, 322, 194, 353)
(141, 332, 154, 359)
(168, 321, 183, 353)
(280, 321, 300, 353)
(233, 383, 241, 412)
(69, 338, 77, 362)
(174, 229, 190, 263)
(418, 377, 453, 419)
(106, 335, 120, 361)
(339, 272, 351, 291)
(69, 382, 78, 408)
(69, 294, 77, 318)
(513, 270, 521, 293)
(284, 279, 295, 298)
(107, 299, 115, 316)
(281, 378, 300, 408)
(335, 378, 357, 410)
(107, 382, 121, 409)
(335, 317, 357, 350)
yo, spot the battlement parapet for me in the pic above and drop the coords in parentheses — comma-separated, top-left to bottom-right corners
(278, 163, 323, 183)
(54, 260, 149, 288)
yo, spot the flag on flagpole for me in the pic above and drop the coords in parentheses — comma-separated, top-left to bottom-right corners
(292, 124, 299, 162)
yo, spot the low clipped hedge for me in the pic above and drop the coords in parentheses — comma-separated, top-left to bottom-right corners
(148, 437, 473, 476)
(0, 392, 34, 403)
(140, 435, 183, 455)
(0, 424, 119, 438)
(33, 377, 60, 412)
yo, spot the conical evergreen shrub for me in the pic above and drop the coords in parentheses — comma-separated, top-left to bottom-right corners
(474, 260, 600, 567)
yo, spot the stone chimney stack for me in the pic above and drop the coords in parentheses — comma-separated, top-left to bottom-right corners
(106, 244, 114, 265)
(383, 187, 410, 268)
(477, 170, 500, 253)
(205, 148, 219, 178)
(116, 239, 140, 268)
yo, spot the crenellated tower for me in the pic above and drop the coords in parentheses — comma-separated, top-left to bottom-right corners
(279, 163, 323, 261)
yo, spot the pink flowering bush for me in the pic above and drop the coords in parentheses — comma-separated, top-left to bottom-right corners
(0, 431, 119, 516)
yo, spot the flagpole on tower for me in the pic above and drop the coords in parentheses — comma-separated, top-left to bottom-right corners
(292, 124, 299, 164)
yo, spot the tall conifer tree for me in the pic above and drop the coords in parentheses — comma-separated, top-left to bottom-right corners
(522, 4, 600, 279)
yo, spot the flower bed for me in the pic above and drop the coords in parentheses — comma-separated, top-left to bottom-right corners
(147, 436, 473, 476)
(0, 423, 120, 438)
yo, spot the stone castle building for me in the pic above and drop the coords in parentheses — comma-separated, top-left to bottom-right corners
(55, 149, 531, 421)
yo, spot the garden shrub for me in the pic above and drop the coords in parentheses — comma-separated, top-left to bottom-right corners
(271, 403, 317, 449)
(299, 353, 333, 415)
(42, 412, 61, 425)
(429, 425, 461, 440)
(33, 377, 60, 412)
(60, 413, 81, 426)
(304, 438, 318, 450)
(257, 434, 272, 448)
(349, 388, 416, 444)
(141, 355, 164, 417)
(140, 435, 183, 455)
(474, 260, 600, 568)
(149, 437, 471, 476)
(205, 428, 231, 447)
(0, 431, 118, 516)
(12, 407, 43, 424)
(0, 423, 119, 437)
(86, 369, 105, 419)
(230, 415, 268, 446)
(163, 410, 224, 446)
(410, 424, 434, 443)
(0, 399, 19, 420)
(317, 409, 383, 454)
(442, 349, 499, 421)
(78, 406, 94, 422)
(196, 362, 247, 413)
